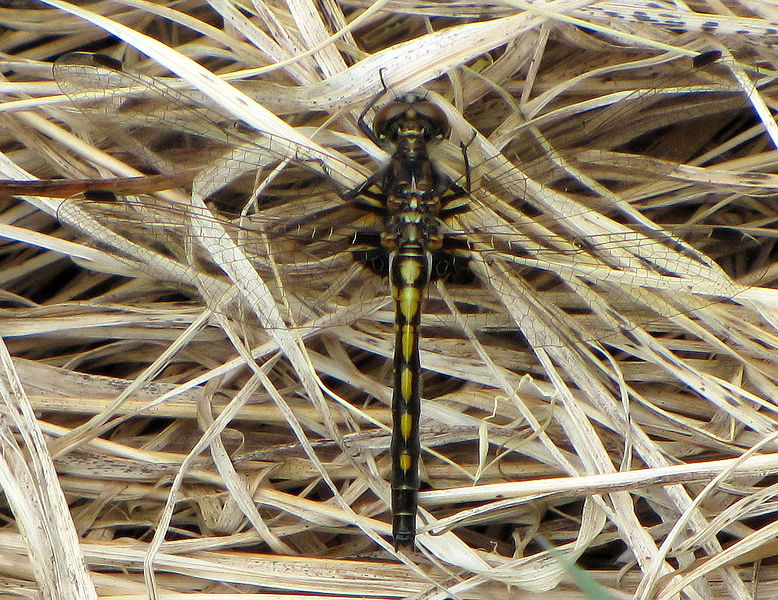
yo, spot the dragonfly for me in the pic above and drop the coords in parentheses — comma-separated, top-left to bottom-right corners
(22, 51, 763, 549)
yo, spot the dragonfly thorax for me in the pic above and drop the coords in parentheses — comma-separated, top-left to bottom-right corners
(382, 166, 445, 253)
(381, 207, 444, 252)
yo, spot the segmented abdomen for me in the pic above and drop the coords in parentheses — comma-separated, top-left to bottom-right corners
(390, 245, 429, 549)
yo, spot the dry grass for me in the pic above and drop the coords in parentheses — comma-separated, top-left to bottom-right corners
(1, 1, 778, 599)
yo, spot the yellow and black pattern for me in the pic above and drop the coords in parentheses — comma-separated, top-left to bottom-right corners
(347, 92, 472, 548)
(389, 246, 429, 548)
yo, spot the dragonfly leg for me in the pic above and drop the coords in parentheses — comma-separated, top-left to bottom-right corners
(357, 68, 390, 146)
(460, 130, 477, 193)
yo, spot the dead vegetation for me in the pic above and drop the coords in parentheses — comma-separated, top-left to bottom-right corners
(1, 1, 778, 599)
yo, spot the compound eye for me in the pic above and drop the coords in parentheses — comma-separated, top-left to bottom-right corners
(373, 95, 451, 143)
(374, 101, 410, 141)
(411, 100, 450, 141)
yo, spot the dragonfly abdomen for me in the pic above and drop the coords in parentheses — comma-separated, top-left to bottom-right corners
(389, 242, 430, 549)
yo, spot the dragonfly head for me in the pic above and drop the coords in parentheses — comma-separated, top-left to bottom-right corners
(374, 94, 450, 151)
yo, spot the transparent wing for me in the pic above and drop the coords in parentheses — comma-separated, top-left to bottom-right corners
(49, 52, 774, 362)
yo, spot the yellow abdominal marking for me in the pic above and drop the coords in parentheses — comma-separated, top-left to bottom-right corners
(399, 286, 420, 321)
(401, 412, 413, 440)
(399, 259, 421, 283)
(399, 453, 411, 471)
(402, 324, 415, 361)
(401, 367, 413, 401)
